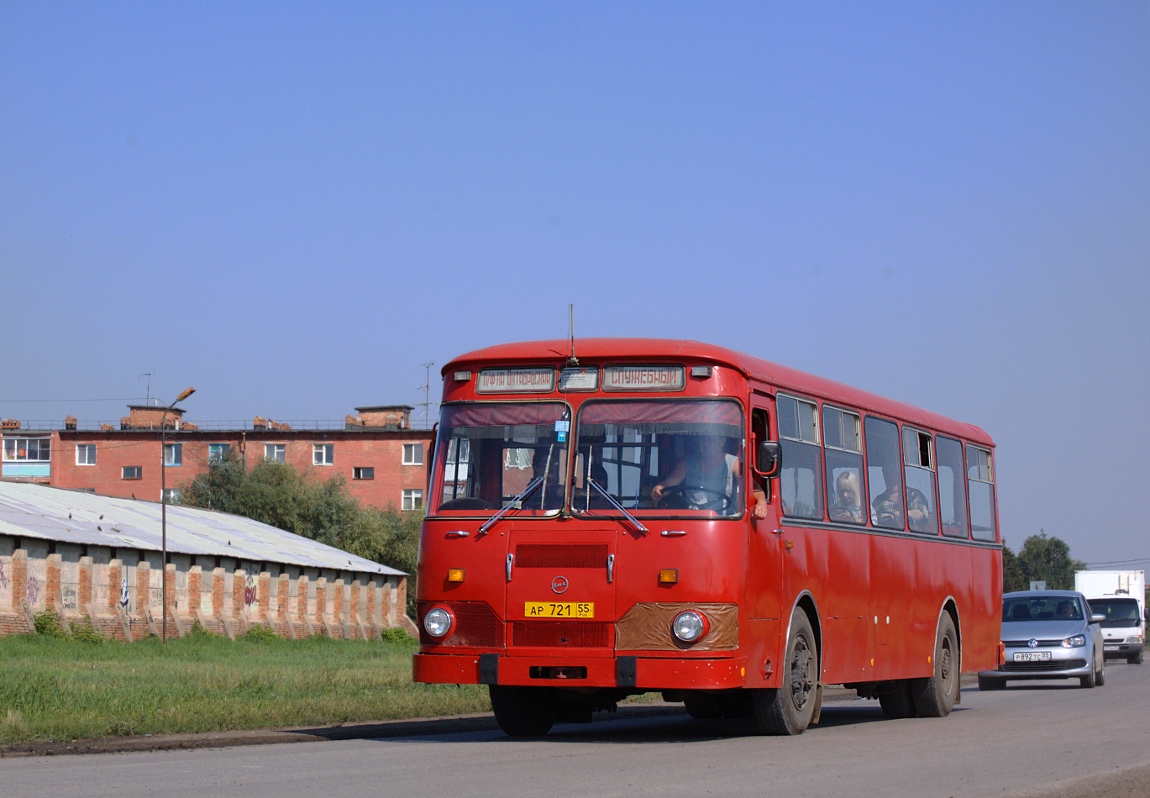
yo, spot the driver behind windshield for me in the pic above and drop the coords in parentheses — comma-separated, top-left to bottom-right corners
(650, 435, 768, 519)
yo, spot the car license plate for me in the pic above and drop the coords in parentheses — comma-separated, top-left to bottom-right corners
(525, 602, 594, 618)
(1013, 651, 1052, 662)
(1104, 645, 1120, 651)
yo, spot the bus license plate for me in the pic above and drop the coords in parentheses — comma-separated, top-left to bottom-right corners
(525, 602, 594, 619)
(1013, 651, 1052, 662)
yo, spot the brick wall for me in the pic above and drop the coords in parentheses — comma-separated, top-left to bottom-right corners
(0, 535, 407, 642)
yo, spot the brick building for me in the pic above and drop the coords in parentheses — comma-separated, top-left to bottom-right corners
(2, 404, 433, 513)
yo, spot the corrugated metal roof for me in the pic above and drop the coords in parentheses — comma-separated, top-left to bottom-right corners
(0, 482, 403, 576)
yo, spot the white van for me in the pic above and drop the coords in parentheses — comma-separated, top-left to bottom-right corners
(1075, 570, 1146, 665)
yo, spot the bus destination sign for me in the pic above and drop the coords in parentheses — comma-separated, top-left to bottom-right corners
(559, 367, 599, 392)
(602, 365, 686, 392)
(476, 368, 555, 393)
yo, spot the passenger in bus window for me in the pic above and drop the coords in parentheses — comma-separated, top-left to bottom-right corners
(872, 471, 929, 530)
(829, 471, 864, 523)
(650, 435, 767, 518)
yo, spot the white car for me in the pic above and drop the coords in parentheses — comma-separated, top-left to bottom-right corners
(978, 590, 1106, 690)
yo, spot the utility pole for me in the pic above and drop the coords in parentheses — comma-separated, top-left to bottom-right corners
(418, 362, 436, 429)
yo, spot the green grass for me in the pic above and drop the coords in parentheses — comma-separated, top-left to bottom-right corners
(0, 629, 490, 745)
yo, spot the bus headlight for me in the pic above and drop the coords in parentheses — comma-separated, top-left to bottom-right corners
(1062, 635, 1086, 648)
(672, 611, 709, 643)
(423, 607, 453, 638)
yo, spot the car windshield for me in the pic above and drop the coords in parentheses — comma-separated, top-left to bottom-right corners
(1003, 596, 1084, 622)
(1087, 599, 1140, 626)
(571, 399, 745, 518)
(431, 402, 570, 515)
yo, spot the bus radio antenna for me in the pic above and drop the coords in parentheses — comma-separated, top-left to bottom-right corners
(567, 303, 579, 366)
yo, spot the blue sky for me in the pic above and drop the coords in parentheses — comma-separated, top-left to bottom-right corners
(2, 3, 1148, 567)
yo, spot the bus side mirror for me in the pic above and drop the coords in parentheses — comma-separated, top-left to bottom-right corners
(755, 441, 782, 478)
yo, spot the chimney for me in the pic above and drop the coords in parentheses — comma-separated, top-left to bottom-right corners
(64, 416, 77, 431)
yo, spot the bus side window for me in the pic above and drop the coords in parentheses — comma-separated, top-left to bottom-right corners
(936, 435, 969, 538)
(902, 428, 939, 535)
(824, 406, 864, 525)
(967, 445, 996, 542)
(777, 394, 822, 519)
(751, 407, 771, 501)
(865, 416, 903, 530)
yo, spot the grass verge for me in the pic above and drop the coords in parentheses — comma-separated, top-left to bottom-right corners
(0, 628, 489, 745)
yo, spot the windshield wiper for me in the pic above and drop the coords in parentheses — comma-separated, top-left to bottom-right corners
(477, 476, 544, 537)
(586, 477, 648, 536)
(477, 445, 558, 536)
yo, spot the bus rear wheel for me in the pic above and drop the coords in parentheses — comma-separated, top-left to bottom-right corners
(752, 608, 818, 735)
(489, 685, 558, 737)
(912, 612, 959, 717)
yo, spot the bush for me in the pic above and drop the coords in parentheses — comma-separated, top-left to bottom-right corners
(33, 611, 67, 638)
(379, 626, 415, 644)
(242, 624, 281, 642)
(67, 616, 106, 644)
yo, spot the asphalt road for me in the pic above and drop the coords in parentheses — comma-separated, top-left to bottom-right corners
(3, 662, 1148, 798)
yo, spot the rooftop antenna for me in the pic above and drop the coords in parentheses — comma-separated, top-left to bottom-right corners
(418, 362, 436, 429)
(567, 303, 579, 366)
(139, 372, 154, 405)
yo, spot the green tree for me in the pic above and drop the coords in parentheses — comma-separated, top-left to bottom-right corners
(1015, 531, 1087, 590)
(1001, 541, 1026, 593)
(181, 451, 420, 615)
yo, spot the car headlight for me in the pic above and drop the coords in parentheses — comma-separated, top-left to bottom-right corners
(1062, 635, 1086, 648)
(671, 611, 709, 643)
(423, 607, 453, 638)
(1128, 635, 1144, 644)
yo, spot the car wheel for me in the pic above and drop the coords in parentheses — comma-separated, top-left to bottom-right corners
(751, 607, 818, 735)
(1079, 667, 1096, 689)
(912, 613, 959, 717)
(489, 685, 558, 736)
(1129, 650, 1144, 665)
(977, 675, 1004, 691)
(1096, 661, 1105, 687)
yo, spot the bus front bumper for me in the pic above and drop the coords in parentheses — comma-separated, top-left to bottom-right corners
(413, 652, 749, 690)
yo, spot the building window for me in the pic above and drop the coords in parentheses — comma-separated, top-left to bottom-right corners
(353, 467, 374, 480)
(264, 443, 286, 463)
(4, 437, 52, 462)
(164, 443, 182, 467)
(313, 443, 334, 466)
(402, 489, 424, 511)
(162, 488, 181, 504)
(122, 466, 142, 480)
(76, 444, 96, 466)
(208, 443, 231, 464)
(403, 443, 424, 466)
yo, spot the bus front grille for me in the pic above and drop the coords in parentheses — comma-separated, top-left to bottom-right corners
(512, 621, 611, 648)
(515, 544, 609, 569)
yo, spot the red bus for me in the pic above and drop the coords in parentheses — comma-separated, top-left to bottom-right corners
(413, 339, 1002, 735)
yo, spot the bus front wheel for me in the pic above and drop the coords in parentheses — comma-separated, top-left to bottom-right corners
(489, 685, 558, 737)
(752, 608, 818, 735)
(912, 612, 959, 717)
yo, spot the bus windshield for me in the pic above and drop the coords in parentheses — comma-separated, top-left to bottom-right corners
(432, 402, 570, 515)
(572, 399, 745, 518)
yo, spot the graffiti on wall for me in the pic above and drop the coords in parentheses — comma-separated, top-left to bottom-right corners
(62, 583, 78, 612)
(26, 575, 40, 606)
(120, 577, 131, 612)
(0, 561, 7, 589)
(243, 572, 258, 607)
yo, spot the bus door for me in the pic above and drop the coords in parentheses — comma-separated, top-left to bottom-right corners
(504, 522, 619, 654)
(745, 401, 783, 622)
